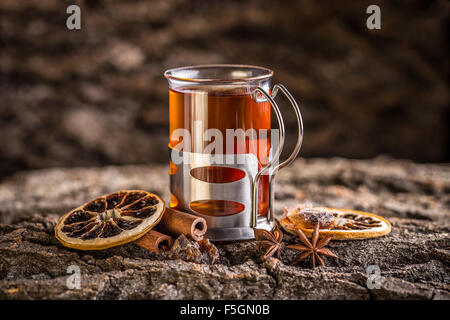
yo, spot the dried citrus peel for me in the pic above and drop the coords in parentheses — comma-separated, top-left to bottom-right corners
(279, 206, 391, 240)
(55, 190, 165, 250)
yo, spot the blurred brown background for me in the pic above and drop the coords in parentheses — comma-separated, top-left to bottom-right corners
(0, 0, 448, 178)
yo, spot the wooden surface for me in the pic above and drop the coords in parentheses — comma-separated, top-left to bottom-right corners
(0, 157, 448, 299)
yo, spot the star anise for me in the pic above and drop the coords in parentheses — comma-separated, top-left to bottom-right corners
(286, 223, 338, 268)
(254, 225, 285, 259)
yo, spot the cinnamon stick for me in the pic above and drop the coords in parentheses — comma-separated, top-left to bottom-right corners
(156, 207, 207, 241)
(134, 229, 173, 254)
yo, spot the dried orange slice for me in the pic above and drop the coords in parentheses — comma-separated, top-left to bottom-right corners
(55, 190, 165, 250)
(279, 206, 391, 240)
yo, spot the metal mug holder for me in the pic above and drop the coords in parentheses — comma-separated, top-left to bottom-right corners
(170, 84, 303, 241)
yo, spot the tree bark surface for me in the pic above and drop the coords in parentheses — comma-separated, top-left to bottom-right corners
(0, 157, 448, 299)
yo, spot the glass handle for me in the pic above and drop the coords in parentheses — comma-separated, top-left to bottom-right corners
(251, 87, 285, 227)
(250, 84, 304, 228)
(270, 84, 304, 171)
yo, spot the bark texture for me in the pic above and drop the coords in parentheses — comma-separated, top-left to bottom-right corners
(0, 157, 448, 299)
(1, 0, 448, 177)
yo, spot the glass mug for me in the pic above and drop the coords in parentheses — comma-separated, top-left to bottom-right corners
(164, 65, 303, 241)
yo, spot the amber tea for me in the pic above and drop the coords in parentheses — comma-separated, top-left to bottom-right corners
(164, 64, 303, 241)
(169, 86, 271, 216)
